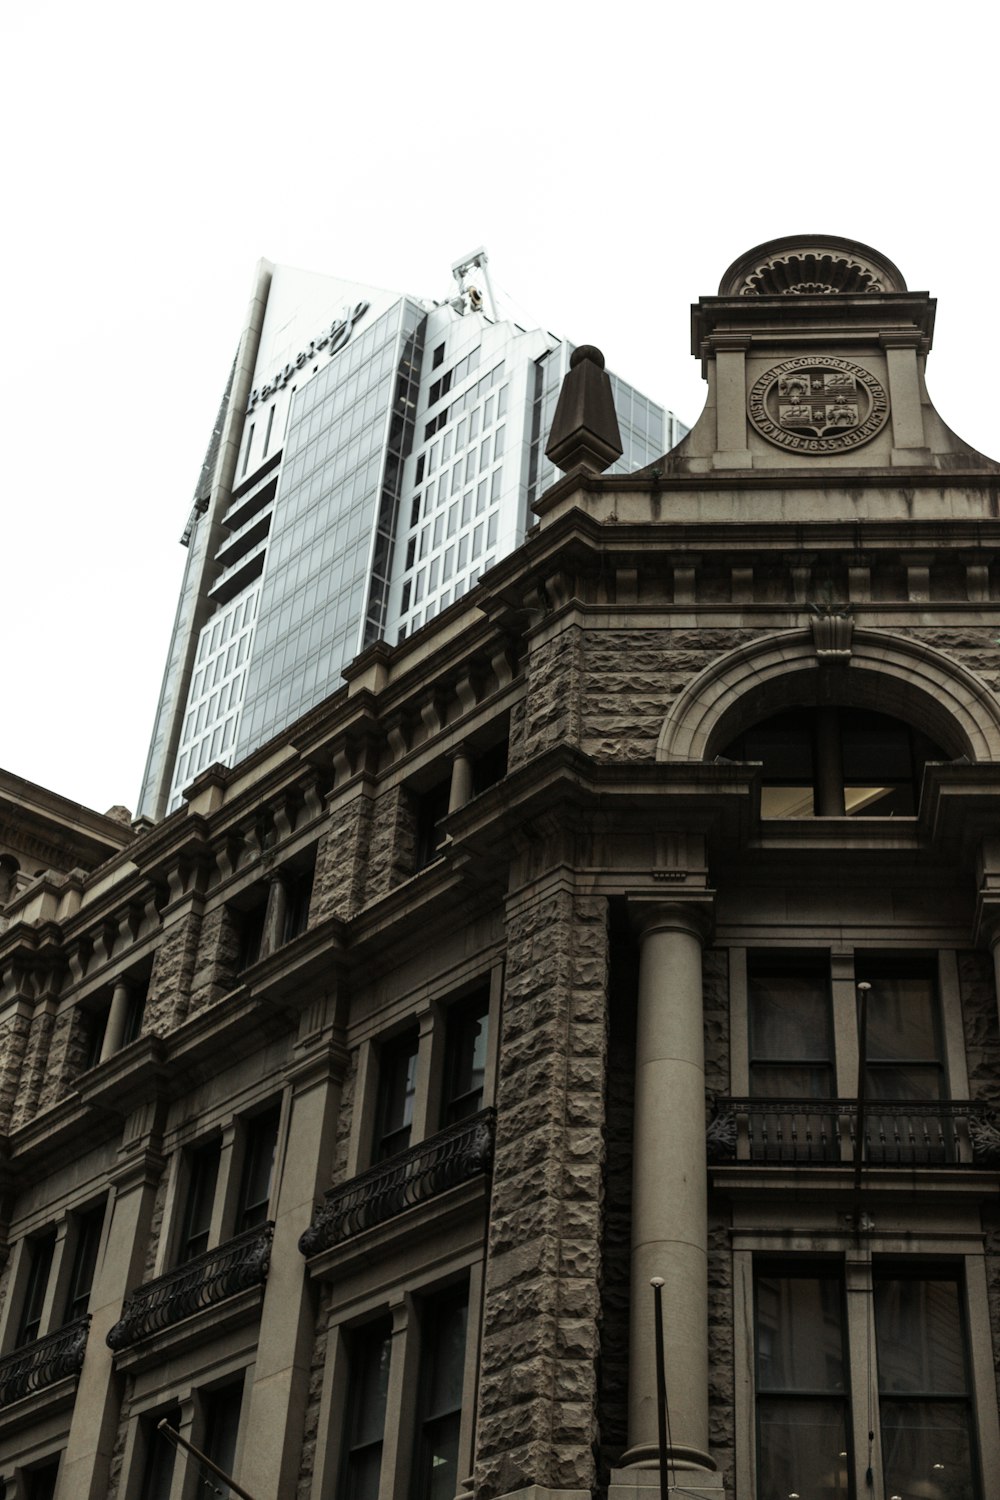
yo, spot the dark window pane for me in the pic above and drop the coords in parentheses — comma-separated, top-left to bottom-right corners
(283, 862, 315, 944)
(143, 1408, 181, 1500)
(18, 1232, 55, 1344)
(25, 1459, 60, 1500)
(749, 967, 832, 1065)
(343, 1321, 392, 1500)
(376, 1035, 418, 1160)
(180, 1141, 220, 1261)
(880, 1401, 976, 1499)
(64, 1204, 105, 1323)
(757, 1398, 850, 1499)
(875, 1278, 968, 1396)
(864, 971, 942, 1064)
(238, 1111, 279, 1231)
(203, 1379, 245, 1497)
(412, 1292, 468, 1500)
(756, 1275, 845, 1391)
(442, 994, 489, 1126)
(756, 1269, 850, 1500)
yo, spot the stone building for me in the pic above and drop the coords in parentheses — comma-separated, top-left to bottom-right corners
(2, 234, 1000, 1500)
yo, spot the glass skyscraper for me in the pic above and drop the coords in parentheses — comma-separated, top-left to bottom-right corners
(138, 259, 686, 820)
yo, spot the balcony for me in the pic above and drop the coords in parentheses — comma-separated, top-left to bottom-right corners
(0, 1317, 89, 1408)
(707, 1098, 1000, 1168)
(106, 1223, 273, 1352)
(300, 1108, 495, 1258)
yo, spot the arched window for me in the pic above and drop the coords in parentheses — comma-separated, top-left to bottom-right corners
(720, 707, 948, 817)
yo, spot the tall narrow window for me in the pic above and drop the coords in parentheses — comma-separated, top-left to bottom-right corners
(18, 1232, 55, 1344)
(755, 1266, 851, 1499)
(262, 404, 276, 459)
(747, 954, 836, 1162)
(375, 1033, 419, 1160)
(341, 1320, 392, 1500)
(202, 1378, 245, 1498)
(282, 860, 315, 944)
(142, 1407, 181, 1500)
(748, 954, 834, 1098)
(241, 423, 255, 477)
(238, 1110, 279, 1232)
(858, 958, 949, 1164)
(875, 1270, 979, 1498)
(121, 979, 148, 1046)
(179, 1140, 221, 1262)
(412, 1290, 469, 1500)
(25, 1459, 60, 1500)
(63, 1203, 105, 1323)
(441, 994, 489, 1126)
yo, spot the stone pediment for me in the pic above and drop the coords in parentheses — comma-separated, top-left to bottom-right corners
(661, 234, 1000, 477)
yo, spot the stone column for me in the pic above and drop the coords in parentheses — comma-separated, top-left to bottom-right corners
(260, 871, 289, 959)
(614, 901, 722, 1497)
(60, 1112, 165, 1499)
(448, 746, 474, 814)
(814, 706, 845, 816)
(236, 1033, 345, 1499)
(99, 981, 132, 1062)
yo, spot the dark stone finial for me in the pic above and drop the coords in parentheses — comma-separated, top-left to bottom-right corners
(545, 344, 623, 475)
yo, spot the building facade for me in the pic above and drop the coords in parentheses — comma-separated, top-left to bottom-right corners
(138, 254, 685, 822)
(3, 235, 1000, 1500)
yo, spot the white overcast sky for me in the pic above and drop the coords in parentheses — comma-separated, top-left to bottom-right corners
(3, 2, 997, 816)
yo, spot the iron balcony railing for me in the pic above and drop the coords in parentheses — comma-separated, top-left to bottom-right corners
(0, 1316, 90, 1407)
(300, 1107, 495, 1258)
(106, 1222, 273, 1352)
(707, 1098, 1000, 1168)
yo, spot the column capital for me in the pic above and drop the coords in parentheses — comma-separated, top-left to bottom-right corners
(628, 894, 715, 946)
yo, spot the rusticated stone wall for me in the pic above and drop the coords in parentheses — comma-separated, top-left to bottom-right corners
(514, 625, 583, 765)
(707, 1213, 734, 1494)
(475, 883, 609, 1499)
(0, 1007, 30, 1133)
(310, 791, 373, 924)
(38, 1003, 91, 1110)
(103, 1382, 132, 1500)
(896, 627, 1000, 695)
(984, 1215, 1000, 1420)
(11, 1004, 56, 1130)
(365, 785, 417, 900)
(141, 1173, 169, 1281)
(149, 908, 206, 1025)
(958, 950, 1000, 1109)
(581, 629, 757, 762)
(295, 1292, 330, 1500)
(329, 1048, 357, 1190)
(702, 947, 735, 1487)
(598, 915, 637, 1477)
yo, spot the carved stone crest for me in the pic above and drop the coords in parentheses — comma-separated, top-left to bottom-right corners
(748, 357, 889, 454)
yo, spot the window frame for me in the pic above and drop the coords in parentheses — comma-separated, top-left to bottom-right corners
(735, 1242, 1000, 1500)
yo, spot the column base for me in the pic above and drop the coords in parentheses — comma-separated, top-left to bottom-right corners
(610, 1456, 725, 1500)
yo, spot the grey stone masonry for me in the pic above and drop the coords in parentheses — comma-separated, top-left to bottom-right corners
(514, 626, 584, 767)
(581, 629, 757, 763)
(309, 791, 372, 924)
(148, 907, 206, 1025)
(475, 881, 609, 1499)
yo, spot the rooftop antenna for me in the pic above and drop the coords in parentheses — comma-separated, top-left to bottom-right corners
(451, 247, 499, 321)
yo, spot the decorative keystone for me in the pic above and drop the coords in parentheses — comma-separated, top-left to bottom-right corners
(544, 345, 623, 474)
(807, 601, 854, 660)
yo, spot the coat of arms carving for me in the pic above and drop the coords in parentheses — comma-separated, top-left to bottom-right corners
(747, 357, 890, 453)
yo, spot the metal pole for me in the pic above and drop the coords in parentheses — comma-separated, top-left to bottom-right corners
(853, 982, 871, 1201)
(651, 1277, 671, 1500)
(157, 1419, 259, 1500)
